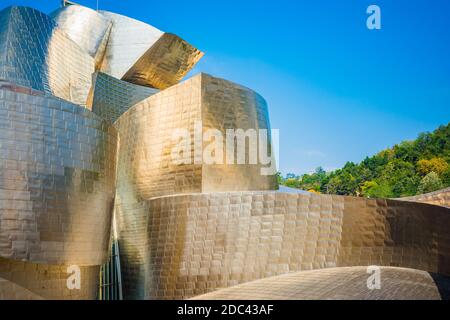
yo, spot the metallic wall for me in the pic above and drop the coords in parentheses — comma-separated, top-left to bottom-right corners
(50, 4, 112, 69)
(115, 73, 277, 202)
(98, 10, 164, 80)
(98, 11, 203, 89)
(191, 266, 450, 300)
(114, 73, 278, 298)
(0, 6, 95, 107)
(122, 33, 204, 90)
(3, 3, 448, 302)
(89, 72, 158, 123)
(398, 187, 450, 208)
(0, 82, 117, 266)
(200, 74, 277, 192)
(118, 191, 450, 299)
(0, 257, 99, 300)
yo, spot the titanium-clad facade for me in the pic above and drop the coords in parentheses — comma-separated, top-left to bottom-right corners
(191, 266, 450, 300)
(122, 33, 204, 90)
(0, 257, 100, 300)
(1, 2, 449, 301)
(122, 192, 450, 299)
(50, 5, 112, 69)
(398, 187, 450, 208)
(115, 73, 277, 202)
(90, 72, 158, 123)
(98, 10, 164, 80)
(0, 6, 95, 107)
(114, 73, 278, 298)
(0, 2, 204, 300)
(0, 82, 117, 266)
(98, 11, 203, 89)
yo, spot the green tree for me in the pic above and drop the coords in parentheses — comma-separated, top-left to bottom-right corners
(361, 180, 393, 198)
(378, 159, 419, 197)
(417, 172, 444, 194)
(416, 157, 448, 176)
(280, 122, 450, 197)
(276, 172, 284, 185)
(442, 168, 450, 186)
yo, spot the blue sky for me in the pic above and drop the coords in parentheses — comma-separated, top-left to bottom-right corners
(2, 0, 450, 175)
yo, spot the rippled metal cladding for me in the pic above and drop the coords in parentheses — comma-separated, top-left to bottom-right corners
(0, 2, 203, 299)
(1, 2, 450, 301)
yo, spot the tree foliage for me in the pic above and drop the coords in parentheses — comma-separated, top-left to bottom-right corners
(417, 172, 443, 194)
(280, 122, 450, 198)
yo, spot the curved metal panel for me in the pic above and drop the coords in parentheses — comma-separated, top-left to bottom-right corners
(90, 72, 158, 123)
(98, 10, 164, 80)
(50, 4, 112, 69)
(114, 73, 277, 202)
(191, 266, 450, 300)
(397, 187, 450, 207)
(0, 257, 99, 300)
(0, 278, 43, 300)
(114, 74, 278, 298)
(0, 82, 117, 266)
(122, 33, 204, 89)
(0, 6, 95, 107)
(117, 191, 450, 299)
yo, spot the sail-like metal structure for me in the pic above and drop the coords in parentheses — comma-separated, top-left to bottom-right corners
(0, 3, 203, 299)
(0, 2, 449, 301)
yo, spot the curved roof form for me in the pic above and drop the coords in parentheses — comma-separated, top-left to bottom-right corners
(50, 4, 112, 68)
(398, 187, 450, 208)
(98, 10, 164, 80)
(98, 11, 203, 89)
(121, 33, 204, 89)
(191, 266, 450, 300)
(0, 6, 95, 106)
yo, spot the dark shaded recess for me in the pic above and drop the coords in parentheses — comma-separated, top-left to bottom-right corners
(430, 273, 450, 300)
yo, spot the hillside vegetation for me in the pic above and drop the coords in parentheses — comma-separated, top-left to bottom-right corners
(279, 122, 450, 198)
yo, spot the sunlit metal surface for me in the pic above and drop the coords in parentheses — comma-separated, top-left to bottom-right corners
(0, 257, 100, 300)
(1, 2, 449, 302)
(50, 4, 112, 69)
(397, 187, 450, 207)
(0, 276, 43, 300)
(98, 11, 203, 89)
(0, 82, 117, 266)
(98, 10, 163, 81)
(90, 72, 158, 123)
(116, 191, 450, 299)
(122, 33, 204, 89)
(115, 73, 277, 201)
(0, 6, 95, 107)
(114, 73, 278, 298)
(191, 267, 450, 300)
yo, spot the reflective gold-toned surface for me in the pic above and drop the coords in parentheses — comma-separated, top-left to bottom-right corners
(0, 257, 100, 300)
(397, 187, 450, 207)
(338, 197, 450, 274)
(118, 191, 450, 299)
(115, 73, 278, 298)
(97, 11, 202, 89)
(191, 266, 450, 300)
(0, 82, 117, 266)
(50, 4, 112, 69)
(90, 72, 158, 123)
(0, 277, 43, 300)
(0, 6, 95, 107)
(98, 10, 164, 80)
(115, 73, 277, 201)
(122, 33, 204, 89)
(2, 2, 450, 302)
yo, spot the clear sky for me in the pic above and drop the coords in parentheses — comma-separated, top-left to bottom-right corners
(2, 0, 450, 175)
